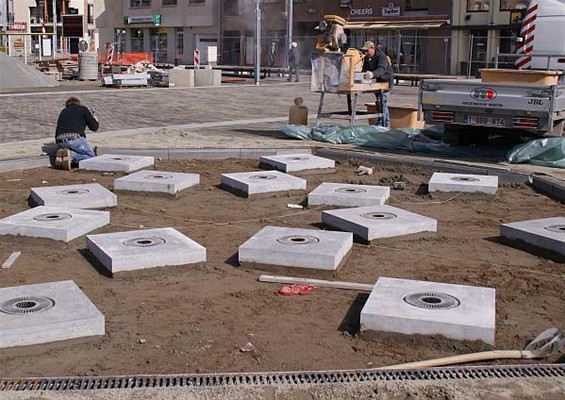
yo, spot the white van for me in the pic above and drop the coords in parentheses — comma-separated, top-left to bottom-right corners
(516, 0, 565, 70)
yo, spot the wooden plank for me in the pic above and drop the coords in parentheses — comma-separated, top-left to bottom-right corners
(2, 251, 21, 269)
(259, 274, 375, 292)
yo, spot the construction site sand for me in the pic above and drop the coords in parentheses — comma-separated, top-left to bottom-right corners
(0, 158, 563, 388)
(0, 52, 60, 90)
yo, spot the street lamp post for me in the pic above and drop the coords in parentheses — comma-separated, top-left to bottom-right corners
(286, 0, 293, 69)
(52, 0, 57, 57)
(254, 0, 261, 85)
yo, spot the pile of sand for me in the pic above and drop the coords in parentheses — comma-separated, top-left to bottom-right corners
(0, 51, 60, 90)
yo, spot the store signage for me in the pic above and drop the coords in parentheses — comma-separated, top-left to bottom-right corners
(350, 7, 374, 16)
(123, 15, 161, 25)
(124, 16, 153, 24)
(8, 22, 27, 31)
(62, 15, 84, 38)
(382, 2, 401, 17)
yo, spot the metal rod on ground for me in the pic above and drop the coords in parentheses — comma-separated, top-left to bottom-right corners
(258, 274, 375, 292)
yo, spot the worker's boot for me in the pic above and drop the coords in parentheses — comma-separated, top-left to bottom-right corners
(54, 149, 64, 169)
(61, 148, 72, 171)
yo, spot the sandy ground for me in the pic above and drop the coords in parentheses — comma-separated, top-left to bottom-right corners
(0, 157, 564, 384)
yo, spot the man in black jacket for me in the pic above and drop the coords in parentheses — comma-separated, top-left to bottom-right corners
(54, 97, 99, 170)
(361, 41, 394, 127)
(288, 42, 300, 82)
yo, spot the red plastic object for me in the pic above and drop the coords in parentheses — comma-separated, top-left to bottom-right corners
(277, 284, 316, 296)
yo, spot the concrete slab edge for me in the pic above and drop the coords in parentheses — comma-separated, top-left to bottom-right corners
(0, 156, 50, 173)
(97, 147, 314, 160)
(531, 175, 565, 202)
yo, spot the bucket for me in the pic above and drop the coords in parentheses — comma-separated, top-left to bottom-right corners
(78, 52, 99, 81)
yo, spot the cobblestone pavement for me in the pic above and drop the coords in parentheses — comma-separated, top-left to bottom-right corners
(0, 78, 420, 144)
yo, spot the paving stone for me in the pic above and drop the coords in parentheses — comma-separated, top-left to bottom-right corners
(79, 154, 154, 173)
(361, 277, 496, 345)
(308, 182, 390, 207)
(0, 280, 105, 348)
(30, 183, 117, 209)
(260, 154, 335, 173)
(428, 172, 498, 194)
(221, 170, 306, 197)
(114, 170, 199, 195)
(500, 216, 565, 258)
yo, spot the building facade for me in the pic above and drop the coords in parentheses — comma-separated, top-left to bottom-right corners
(451, 0, 529, 76)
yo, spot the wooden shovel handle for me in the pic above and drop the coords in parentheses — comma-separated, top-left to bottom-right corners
(379, 350, 529, 370)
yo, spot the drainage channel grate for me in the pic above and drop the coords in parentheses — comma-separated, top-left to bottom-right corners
(1, 364, 563, 392)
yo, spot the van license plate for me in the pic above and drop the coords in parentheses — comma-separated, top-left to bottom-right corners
(464, 115, 506, 126)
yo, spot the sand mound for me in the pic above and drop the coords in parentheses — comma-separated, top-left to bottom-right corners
(0, 52, 60, 90)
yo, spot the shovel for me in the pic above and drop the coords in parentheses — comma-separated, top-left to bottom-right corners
(378, 327, 565, 370)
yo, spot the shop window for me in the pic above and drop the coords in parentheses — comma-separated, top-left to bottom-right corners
(223, 0, 239, 16)
(163, 0, 177, 5)
(188, 0, 206, 4)
(406, 0, 429, 11)
(176, 28, 184, 55)
(500, 1, 529, 10)
(130, 0, 150, 7)
(130, 28, 144, 52)
(467, 0, 489, 12)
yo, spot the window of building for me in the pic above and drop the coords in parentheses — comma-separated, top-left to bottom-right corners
(163, 0, 177, 5)
(406, 0, 429, 11)
(130, 28, 144, 52)
(500, 0, 529, 10)
(176, 28, 184, 55)
(339, 0, 352, 7)
(130, 0, 150, 7)
(189, 0, 206, 4)
(467, 0, 489, 12)
(150, 28, 168, 63)
(223, 0, 238, 16)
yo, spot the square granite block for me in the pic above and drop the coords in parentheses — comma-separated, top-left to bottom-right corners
(114, 170, 200, 195)
(360, 277, 496, 345)
(79, 154, 154, 173)
(500, 217, 565, 258)
(221, 171, 307, 197)
(86, 227, 206, 274)
(428, 173, 498, 194)
(322, 205, 437, 241)
(238, 226, 352, 271)
(308, 182, 390, 207)
(0, 206, 110, 242)
(0, 280, 105, 348)
(30, 183, 117, 209)
(260, 154, 335, 173)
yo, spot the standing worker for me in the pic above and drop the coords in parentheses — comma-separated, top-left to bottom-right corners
(54, 97, 99, 170)
(361, 41, 394, 127)
(288, 42, 300, 82)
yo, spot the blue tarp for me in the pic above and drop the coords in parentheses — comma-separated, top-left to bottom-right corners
(282, 124, 565, 169)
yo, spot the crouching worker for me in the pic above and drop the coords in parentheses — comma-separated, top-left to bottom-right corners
(54, 97, 99, 170)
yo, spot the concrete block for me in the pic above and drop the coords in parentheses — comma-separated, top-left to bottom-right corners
(239, 226, 353, 271)
(308, 182, 390, 207)
(114, 170, 199, 195)
(169, 69, 194, 88)
(86, 227, 206, 274)
(79, 154, 154, 173)
(30, 183, 117, 209)
(322, 205, 437, 241)
(0, 280, 105, 348)
(361, 277, 496, 345)
(194, 69, 221, 87)
(0, 206, 110, 242)
(428, 173, 498, 194)
(500, 217, 565, 257)
(260, 154, 335, 173)
(221, 171, 307, 197)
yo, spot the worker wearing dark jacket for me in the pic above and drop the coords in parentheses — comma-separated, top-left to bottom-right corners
(361, 41, 394, 127)
(54, 97, 99, 170)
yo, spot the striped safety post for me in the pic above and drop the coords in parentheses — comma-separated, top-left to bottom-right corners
(515, 3, 538, 69)
(194, 49, 200, 68)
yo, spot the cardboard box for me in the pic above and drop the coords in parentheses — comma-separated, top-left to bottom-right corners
(480, 69, 562, 86)
(365, 104, 424, 129)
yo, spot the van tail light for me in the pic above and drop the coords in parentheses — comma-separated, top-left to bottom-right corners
(513, 117, 539, 128)
(431, 111, 454, 123)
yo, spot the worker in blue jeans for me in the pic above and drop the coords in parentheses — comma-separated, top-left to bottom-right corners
(361, 41, 394, 127)
(54, 97, 99, 170)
